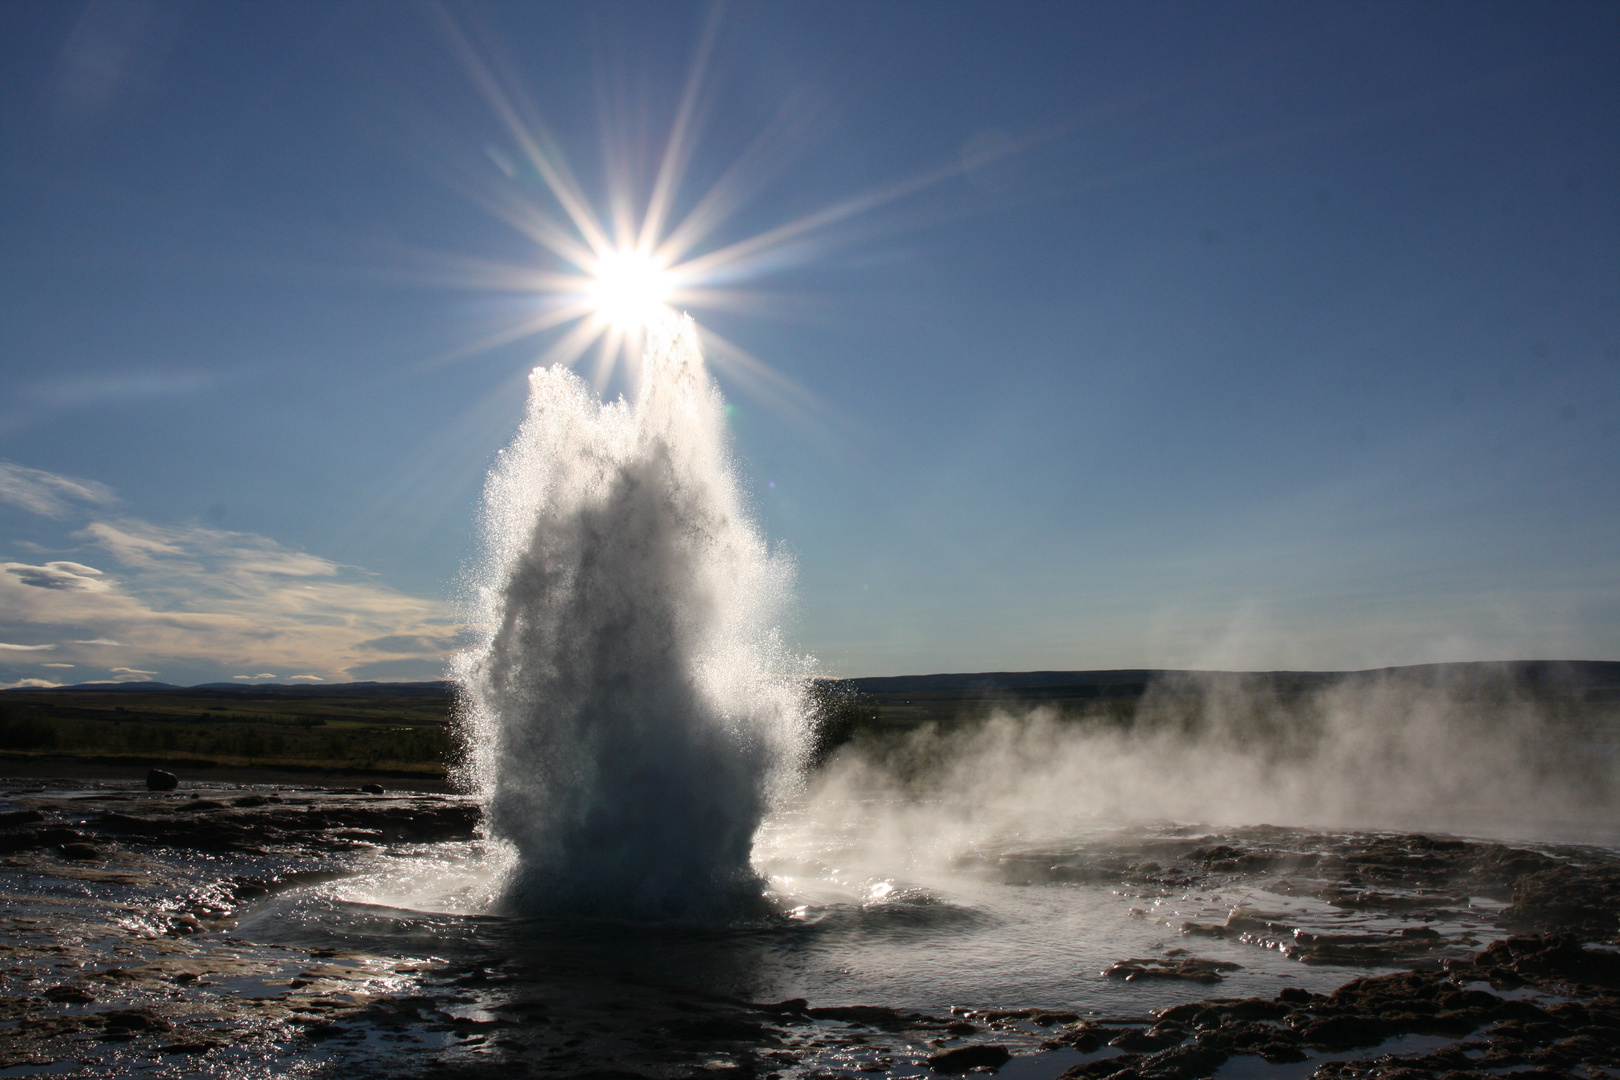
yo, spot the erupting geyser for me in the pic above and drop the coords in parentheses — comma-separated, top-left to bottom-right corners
(453, 316, 810, 920)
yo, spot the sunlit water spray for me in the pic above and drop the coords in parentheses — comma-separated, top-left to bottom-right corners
(452, 316, 810, 920)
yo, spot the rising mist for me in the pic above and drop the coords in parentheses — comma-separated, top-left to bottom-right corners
(787, 665, 1620, 874)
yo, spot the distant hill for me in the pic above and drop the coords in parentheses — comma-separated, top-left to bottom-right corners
(34, 681, 190, 692)
(185, 681, 456, 697)
(9, 662, 1616, 702)
(5, 680, 456, 697)
(844, 660, 1620, 695)
(834, 660, 1620, 723)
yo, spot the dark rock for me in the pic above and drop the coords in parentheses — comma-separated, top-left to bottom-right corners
(1104, 957, 1239, 984)
(805, 1005, 917, 1030)
(1437, 987, 1502, 1011)
(145, 769, 179, 792)
(158, 1041, 223, 1055)
(1151, 1003, 1203, 1023)
(1299, 1013, 1387, 1049)
(0, 809, 45, 828)
(1042, 1022, 1104, 1052)
(1108, 1027, 1181, 1052)
(926, 1043, 1010, 1074)
(1478, 933, 1620, 990)
(100, 1009, 174, 1032)
(1188, 844, 1246, 864)
(361, 783, 385, 795)
(973, 1008, 1046, 1022)
(1132, 1043, 1227, 1079)
(20, 1015, 97, 1038)
(1214, 998, 1291, 1022)
(59, 842, 101, 860)
(1180, 920, 1228, 937)
(1057, 1054, 1140, 1079)
(661, 1017, 768, 1042)
(1194, 1020, 1299, 1055)
(230, 877, 269, 898)
(43, 985, 94, 1003)
(1223, 909, 1290, 936)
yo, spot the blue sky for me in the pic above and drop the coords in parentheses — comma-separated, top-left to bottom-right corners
(1, 1, 1617, 686)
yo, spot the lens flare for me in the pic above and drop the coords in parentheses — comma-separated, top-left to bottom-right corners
(425, 2, 1037, 416)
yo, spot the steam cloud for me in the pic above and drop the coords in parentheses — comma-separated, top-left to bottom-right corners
(789, 667, 1620, 871)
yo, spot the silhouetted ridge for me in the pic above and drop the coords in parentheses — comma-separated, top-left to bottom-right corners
(842, 661, 1620, 697)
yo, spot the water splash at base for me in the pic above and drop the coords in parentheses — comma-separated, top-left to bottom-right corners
(453, 317, 809, 920)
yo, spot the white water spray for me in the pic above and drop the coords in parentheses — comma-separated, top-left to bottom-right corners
(453, 317, 809, 919)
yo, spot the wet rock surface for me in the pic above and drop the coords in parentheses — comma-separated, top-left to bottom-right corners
(0, 781, 1616, 1078)
(1042, 936, 1620, 1078)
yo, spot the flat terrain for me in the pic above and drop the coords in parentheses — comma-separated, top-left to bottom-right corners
(0, 783, 1616, 1078)
(6, 662, 1618, 787)
(0, 683, 455, 785)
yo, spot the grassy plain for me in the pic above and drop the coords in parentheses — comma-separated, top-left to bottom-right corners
(0, 684, 454, 779)
(3, 662, 1614, 785)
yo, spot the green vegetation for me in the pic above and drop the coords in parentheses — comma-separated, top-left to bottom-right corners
(0, 687, 455, 775)
(5, 662, 1613, 780)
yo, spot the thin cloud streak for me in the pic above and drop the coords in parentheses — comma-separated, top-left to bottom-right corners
(0, 461, 116, 519)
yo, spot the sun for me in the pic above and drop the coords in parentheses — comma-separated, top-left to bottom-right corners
(586, 248, 675, 332)
(426, 5, 1027, 396)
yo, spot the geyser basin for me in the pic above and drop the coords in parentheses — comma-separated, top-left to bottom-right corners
(453, 316, 808, 920)
(5, 781, 1619, 1080)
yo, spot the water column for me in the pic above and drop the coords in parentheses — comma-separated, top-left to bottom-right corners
(454, 317, 809, 920)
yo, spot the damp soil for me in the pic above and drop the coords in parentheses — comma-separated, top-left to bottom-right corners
(1, 780, 1616, 1079)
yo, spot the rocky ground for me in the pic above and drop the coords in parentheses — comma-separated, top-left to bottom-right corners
(0, 781, 1616, 1079)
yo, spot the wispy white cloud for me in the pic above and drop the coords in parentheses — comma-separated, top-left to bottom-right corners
(0, 462, 115, 519)
(289, 674, 324, 682)
(0, 678, 64, 689)
(1, 483, 460, 683)
(232, 673, 278, 681)
(40, 662, 75, 668)
(358, 633, 463, 653)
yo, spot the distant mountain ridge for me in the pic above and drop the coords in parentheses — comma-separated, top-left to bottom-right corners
(8, 660, 1615, 698)
(842, 660, 1620, 702)
(845, 660, 1620, 696)
(839, 661, 1620, 718)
